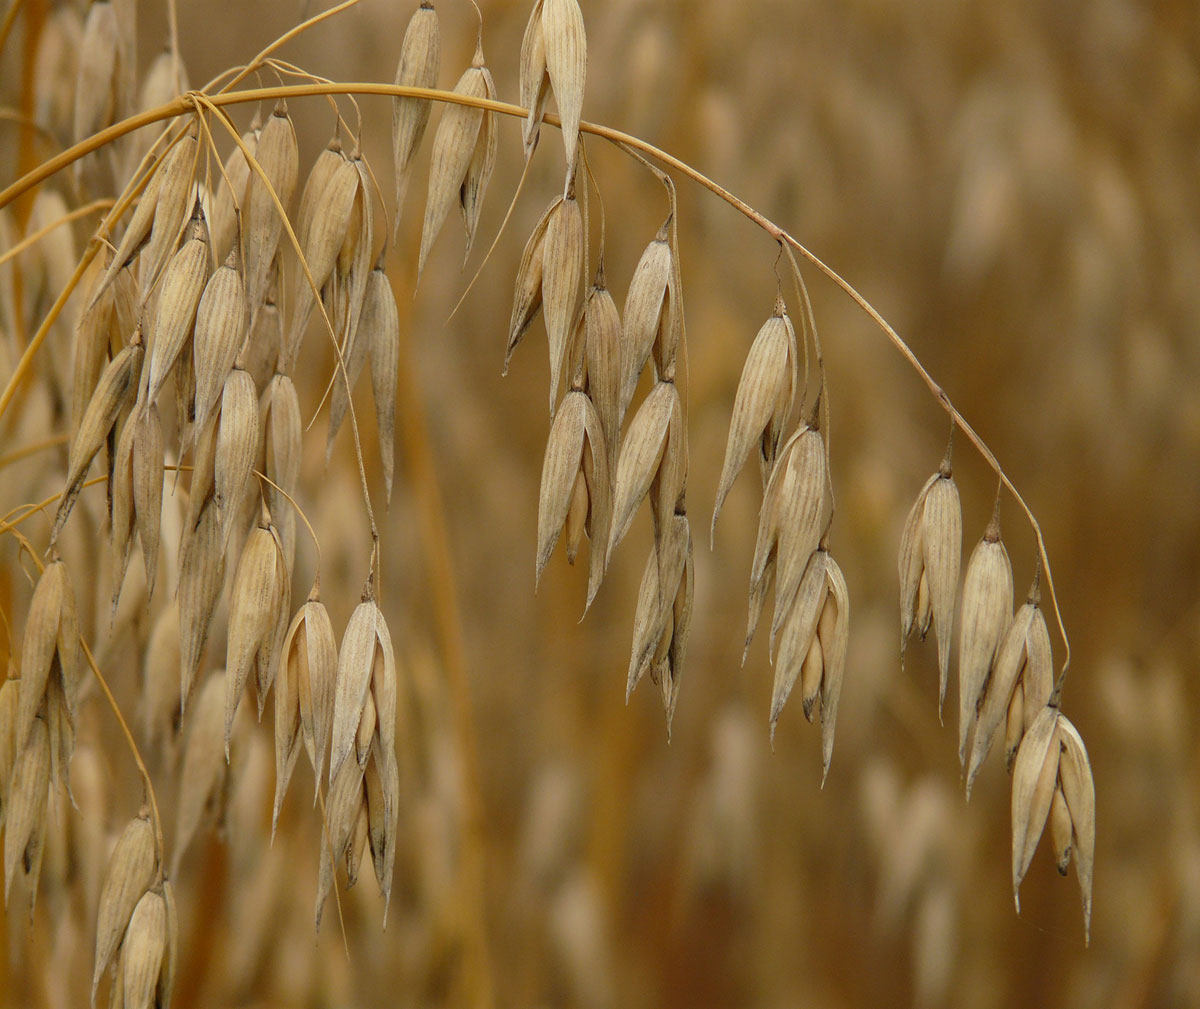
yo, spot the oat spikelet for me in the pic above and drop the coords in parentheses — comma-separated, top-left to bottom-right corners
(17, 559, 79, 754)
(966, 580, 1053, 796)
(712, 297, 797, 545)
(541, 192, 584, 412)
(957, 510, 1013, 766)
(224, 512, 287, 753)
(505, 196, 557, 372)
(626, 514, 692, 737)
(53, 336, 143, 543)
(178, 500, 224, 703)
(283, 590, 338, 795)
(140, 133, 201, 295)
(536, 390, 610, 609)
(3, 717, 50, 906)
(329, 592, 395, 787)
(418, 43, 495, 278)
(243, 101, 299, 321)
(620, 224, 673, 415)
(92, 812, 156, 1005)
(1056, 713, 1095, 943)
(214, 368, 259, 546)
(172, 674, 226, 878)
(608, 380, 684, 562)
(393, 2, 441, 225)
(899, 457, 962, 710)
(120, 888, 167, 1009)
(315, 757, 365, 929)
(579, 264, 622, 474)
(519, 0, 549, 158)
(192, 249, 247, 442)
(542, 0, 587, 180)
(145, 209, 210, 405)
(366, 265, 401, 503)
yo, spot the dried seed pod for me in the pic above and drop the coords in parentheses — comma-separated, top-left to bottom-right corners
(626, 514, 692, 737)
(242, 101, 298, 320)
(1010, 705, 1059, 913)
(315, 756, 366, 930)
(898, 457, 962, 709)
(608, 380, 685, 562)
(1049, 784, 1072, 874)
(72, 270, 117, 438)
(53, 337, 144, 543)
(1056, 713, 1095, 942)
(326, 262, 382, 458)
(418, 43, 496, 277)
(146, 209, 210, 405)
(261, 373, 302, 508)
(92, 812, 157, 1003)
(209, 118, 258, 264)
(121, 888, 167, 1009)
(17, 559, 80, 753)
(579, 265, 621, 474)
(178, 500, 224, 702)
(129, 403, 165, 599)
(271, 620, 303, 837)
(504, 196, 557, 371)
(966, 582, 1053, 796)
(214, 368, 259, 546)
(519, 0, 549, 158)
(770, 548, 829, 741)
(140, 134, 201, 295)
(711, 297, 797, 544)
(192, 249, 248, 441)
(225, 514, 288, 752)
(743, 422, 826, 654)
(957, 511, 1013, 766)
(329, 593, 395, 787)
(620, 223, 673, 415)
(281, 591, 338, 794)
(392, 1, 440, 223)
(4, 717, 50, 906)
(541, 192, 584, 411)
(542, 0, 587, 179)
(536, 389, 610, 609)
(329, 157, 375, 380)
(367, 265, 400, 503)
(365, 745, 400, 919)
(285, 143, 358, 364)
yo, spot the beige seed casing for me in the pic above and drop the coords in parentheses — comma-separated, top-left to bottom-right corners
(712, 300, 797, 544)
(957, 516, 1013, 766)
(392, 2, 441, 224)
(92, 813, 156, 1003)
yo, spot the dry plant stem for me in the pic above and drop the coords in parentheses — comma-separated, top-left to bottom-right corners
(0, 80, 1070, 680)
(0, 198, 114, 269)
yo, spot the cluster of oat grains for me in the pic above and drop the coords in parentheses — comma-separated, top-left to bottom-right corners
(0, 0, 1095, 1002)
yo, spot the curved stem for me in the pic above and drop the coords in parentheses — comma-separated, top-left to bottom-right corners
(0, 431, 67, 470)
(0, 80, 1070, 678)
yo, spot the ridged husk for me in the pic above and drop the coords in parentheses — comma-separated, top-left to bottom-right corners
(92, 812, 157, 1003)
(192, 252, 247, 441)
(711, 299, 796, 544)
(242, 102, 298, 322)
(145, 210, 210, 405)
(392, 2, 440, 224)
(418, 45, 496, 277)
(957, 517, 1013, 765)
(536, 390, 610, 609)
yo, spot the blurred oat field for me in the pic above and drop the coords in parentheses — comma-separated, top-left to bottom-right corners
(0, 0, 1197, 1007)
